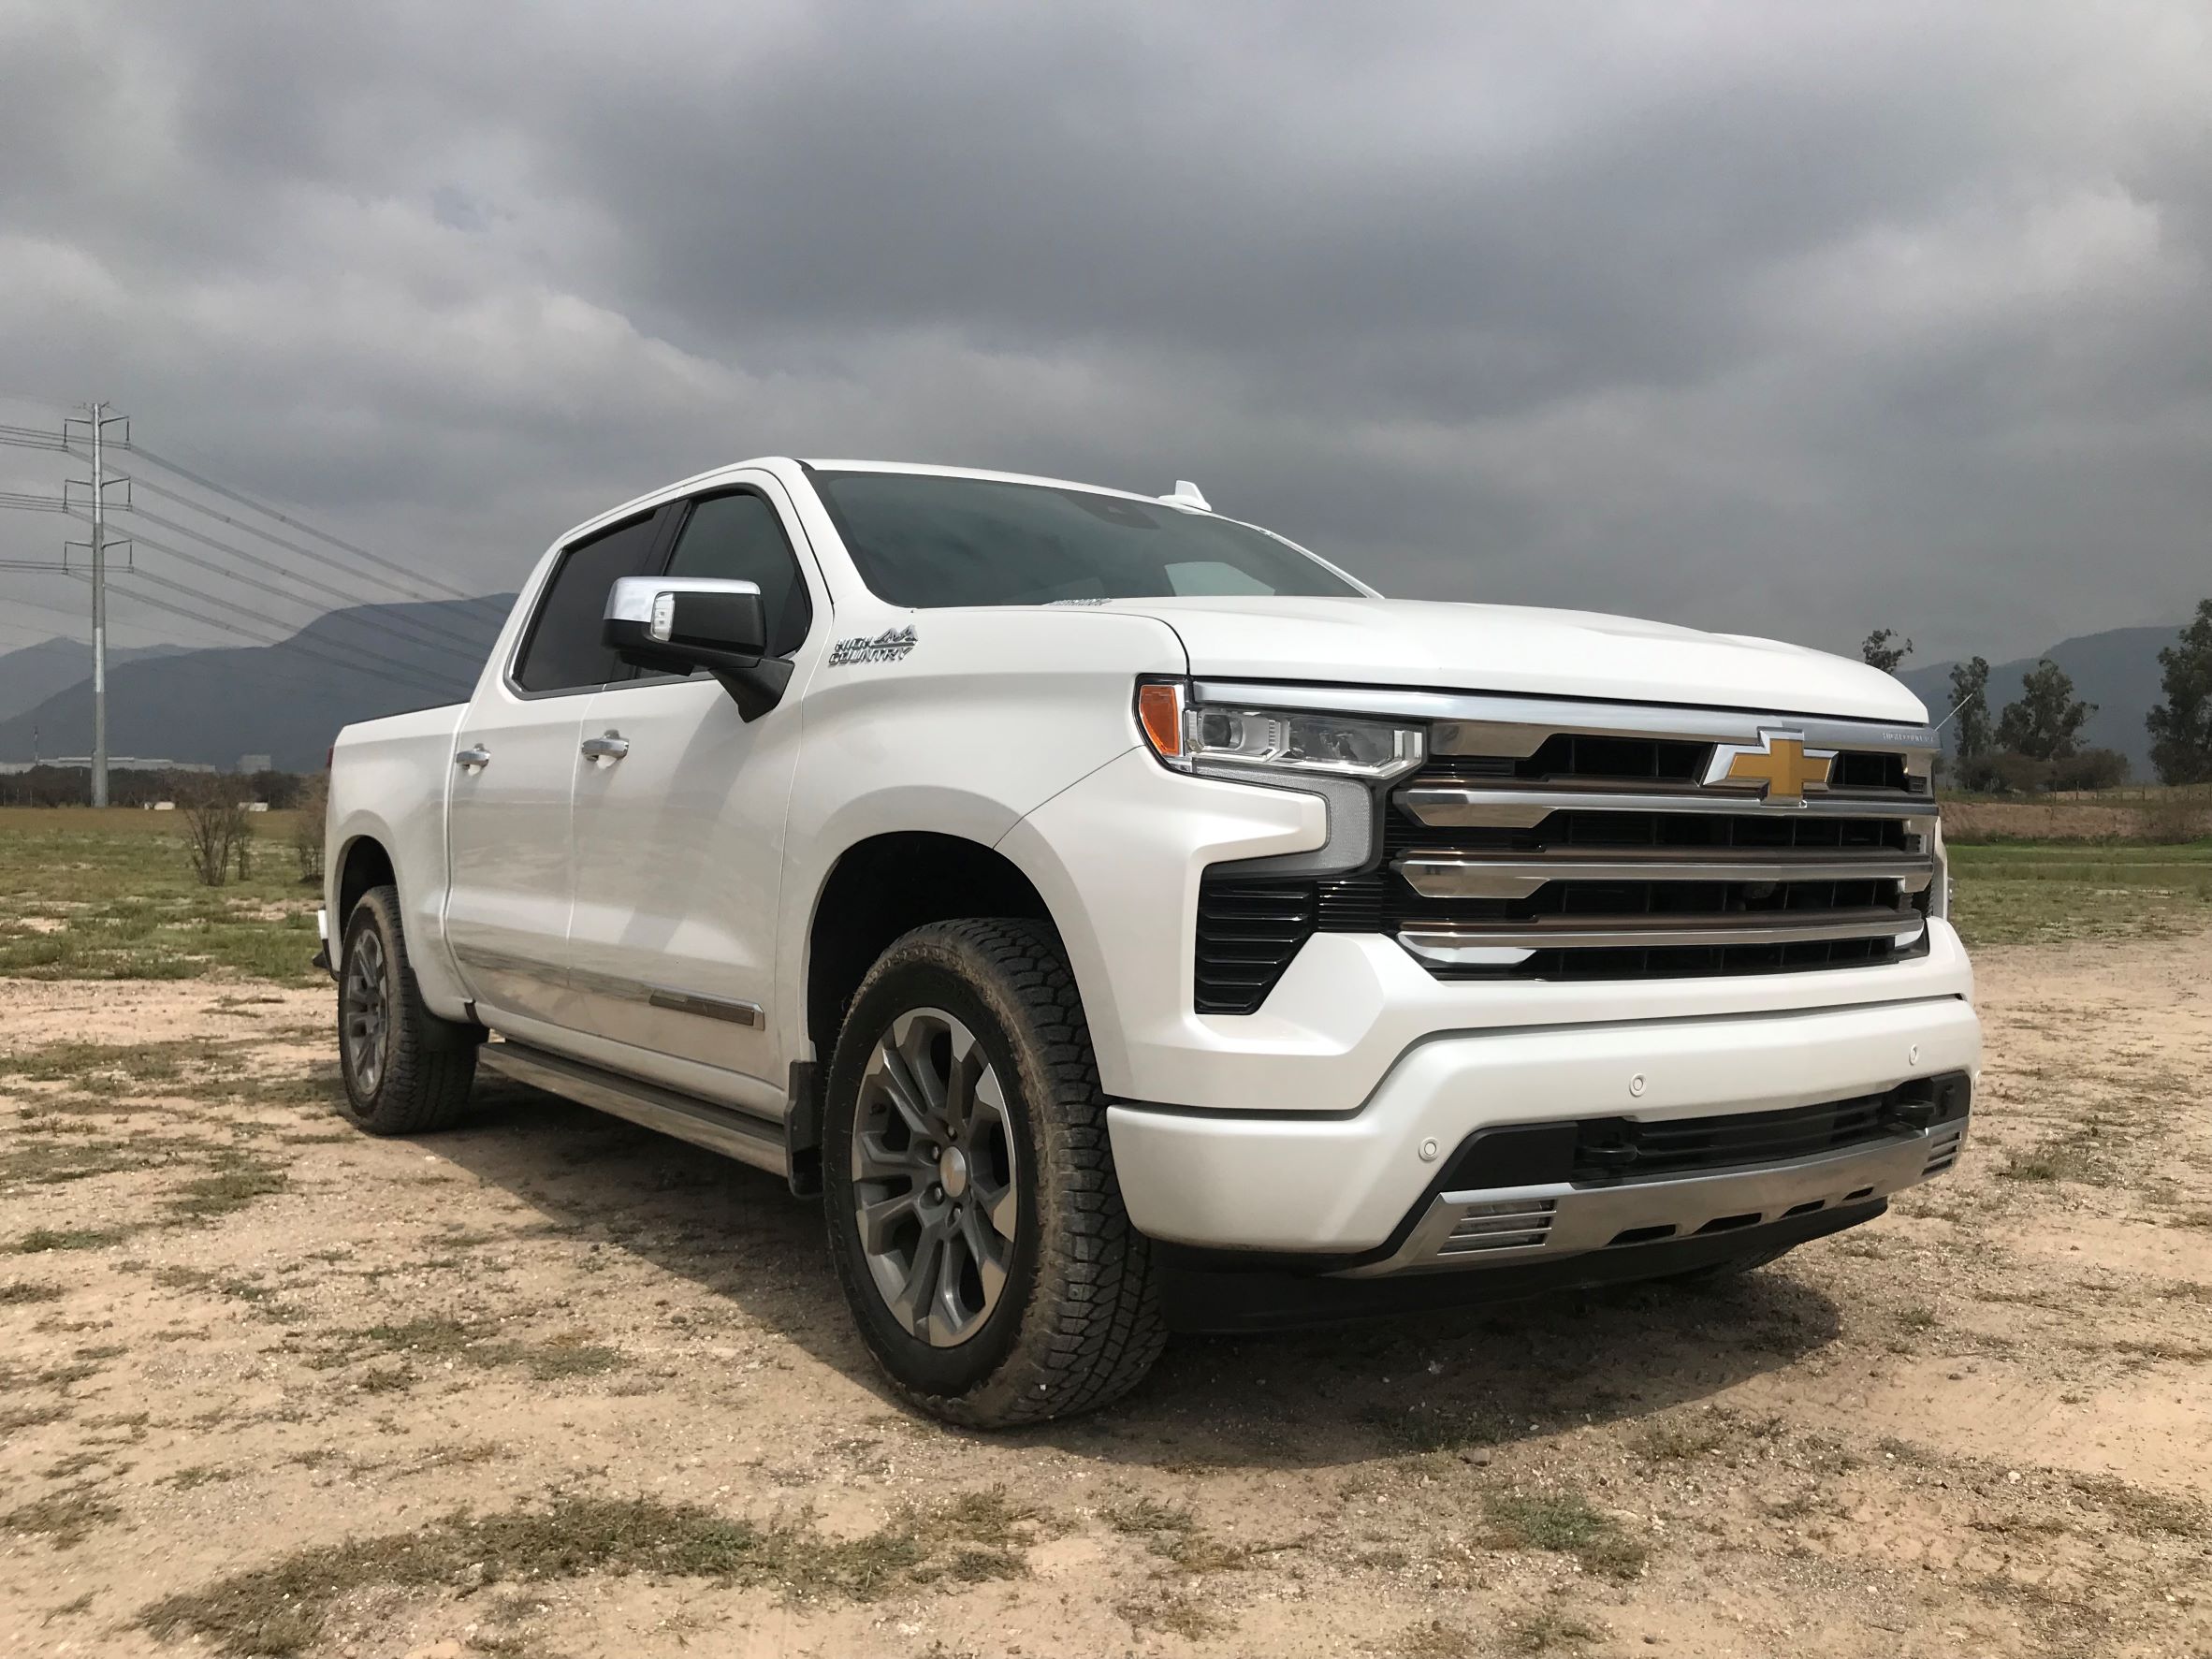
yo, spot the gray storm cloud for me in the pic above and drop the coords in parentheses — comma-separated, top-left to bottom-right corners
(1, 0, 2206, 661)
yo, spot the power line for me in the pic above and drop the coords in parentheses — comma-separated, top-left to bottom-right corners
(108, 496, 495, 664)
(111, 465, 497, 618)
(94, 576, 468, 706)
(95, 557, 478, 698)
(65, 513, 488, 682)
(120, 437, 499, 606)
(102, 570, 475, 703)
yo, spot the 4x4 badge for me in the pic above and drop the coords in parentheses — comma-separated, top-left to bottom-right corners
(828, 625, 918, 667)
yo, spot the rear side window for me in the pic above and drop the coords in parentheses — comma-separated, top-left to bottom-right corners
(662, 491, 813, 657)
(513, 510, 664, 693)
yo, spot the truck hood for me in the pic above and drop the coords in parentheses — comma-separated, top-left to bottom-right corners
(1111, 596, 1928, 724)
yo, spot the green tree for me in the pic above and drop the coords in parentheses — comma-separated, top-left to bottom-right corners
(1995, 660, 2094, 762)
(1945, 655, 1991, 774)
(2146, 598, 2212, 785)
(1860, 629, 1914, 675)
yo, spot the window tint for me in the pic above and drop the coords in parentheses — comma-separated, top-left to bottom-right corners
(810, 471, 1365, 608)
(513, 510, 663, 692)
(662, 491, 812, 657)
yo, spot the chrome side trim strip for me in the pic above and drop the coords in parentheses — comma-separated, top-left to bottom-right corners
(1392, 849, 1935, 901)
(1398, 907, 1927, 967)
(564, 966, 765, 1028)
(1340, 1116, 1968, 1277)
(1188, 680, 1941, 755)
(1397, 783, 1939, 828)
(478, 1041, 786, 1176)
(647, 988, 765, 1027)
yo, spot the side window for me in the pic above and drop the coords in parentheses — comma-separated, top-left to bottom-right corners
(662, 491, 813, 658)
(513, 510, 664, 693)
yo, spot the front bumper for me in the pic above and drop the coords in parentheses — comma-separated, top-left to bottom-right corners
(1345, 1107, 1964, 1275)
(1106, 993, 1980, 1262)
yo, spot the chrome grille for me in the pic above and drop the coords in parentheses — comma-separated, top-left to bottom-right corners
(1379, 706, 1938, 979)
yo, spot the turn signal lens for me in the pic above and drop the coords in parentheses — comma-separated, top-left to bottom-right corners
(1136, 680, 1186, 764)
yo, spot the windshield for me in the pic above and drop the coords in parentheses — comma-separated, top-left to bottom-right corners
(810, 470, 1367, 607)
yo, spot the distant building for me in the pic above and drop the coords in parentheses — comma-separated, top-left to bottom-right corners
(237, 754, 273, 775)
(0, 756, 217, 776)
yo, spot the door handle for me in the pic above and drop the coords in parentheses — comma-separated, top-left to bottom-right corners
(455, 745, 491, 771)
(581, 731, 631, 763)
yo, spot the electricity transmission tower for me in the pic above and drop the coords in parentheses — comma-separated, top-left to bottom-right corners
(64, 403, 132, 806)
(0, 401, 130, 806)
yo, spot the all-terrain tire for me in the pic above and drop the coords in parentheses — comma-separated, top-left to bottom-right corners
(335, 883, 478, 1135)
(822, 919, 1168, 1427)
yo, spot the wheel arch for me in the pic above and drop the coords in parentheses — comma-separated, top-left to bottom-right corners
(333, 831, 397, 925)
(789, 829, 1086, 1195)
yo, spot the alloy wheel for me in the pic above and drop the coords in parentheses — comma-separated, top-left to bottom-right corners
(850, 1006, 1020, 1347)
(342, 927, 391, 1097)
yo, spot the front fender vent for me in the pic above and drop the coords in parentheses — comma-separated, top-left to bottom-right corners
(1194, 880, 1317, 1014)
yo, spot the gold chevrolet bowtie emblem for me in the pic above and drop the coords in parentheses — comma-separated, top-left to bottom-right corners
(1704, 731, 1836, 803)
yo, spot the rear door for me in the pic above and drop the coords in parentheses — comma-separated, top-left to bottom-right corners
(444, 506, 670, 1029)
(565, 476, 824, 1106)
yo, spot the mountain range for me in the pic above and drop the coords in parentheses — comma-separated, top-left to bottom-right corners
(0, 597, 511, 773)
(0, 601, 2187, 779)
(1898, 623, 2178, 773)
(0, 637, 190, 724)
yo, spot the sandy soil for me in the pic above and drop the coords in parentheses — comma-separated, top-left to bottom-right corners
(2, 932, 2208, 1659)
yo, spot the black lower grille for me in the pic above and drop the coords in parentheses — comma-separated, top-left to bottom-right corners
(1437, 1074, 1971, 1191)
(1194, 881, 1317, 1014)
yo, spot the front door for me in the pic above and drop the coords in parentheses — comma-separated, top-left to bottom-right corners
(444, 505, 670, 1029)
(565, 477, 823, 1109)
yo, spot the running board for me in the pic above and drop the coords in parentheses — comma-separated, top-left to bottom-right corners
(478, 1041, 788, 1178)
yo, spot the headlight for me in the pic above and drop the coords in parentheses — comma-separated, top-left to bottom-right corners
(1136, 680, 1425, 780)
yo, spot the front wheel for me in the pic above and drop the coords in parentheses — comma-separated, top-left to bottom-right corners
(822, 919, 1166, 1426)
(336, 884, 478, 1135)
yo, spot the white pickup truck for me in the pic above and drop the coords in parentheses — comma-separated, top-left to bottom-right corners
(322, 458, 1978, 1425)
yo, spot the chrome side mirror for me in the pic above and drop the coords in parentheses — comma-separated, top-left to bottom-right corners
(603, 576, 792, 720)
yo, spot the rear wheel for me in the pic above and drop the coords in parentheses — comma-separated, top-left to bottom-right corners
(336, 884, 478, 1135)
(822, 919, 1166, 1426)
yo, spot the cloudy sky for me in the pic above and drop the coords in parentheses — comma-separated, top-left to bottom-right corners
(1, 0, 2207, 666)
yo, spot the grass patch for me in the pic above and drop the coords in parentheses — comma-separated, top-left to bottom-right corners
(8, 1225, 135, 1254)
(0, 1403, 72, 1436)
(1504, 1611, 1606, 1653)
(0, 1279, 65, 1304)
(1359, 1400, 1509, 1455)
(2, 1487, 122, 1549)
(163, 1155, 290, 1219)
(1947, 841, 2212, 948)
(306, 1317, 626, 1384)
(1483, 1492, 1647, 1579)
(0, 1137, 153, 1186)
(1628, 1411, 1735, 1462)
(1998, 1128, 2107, 1186)
(138, 1491, 1038, 1655)
(0, 810, 321, 983)
(2071, 1475, 2206, 1538)
(1102, 1497, 1251, 1573)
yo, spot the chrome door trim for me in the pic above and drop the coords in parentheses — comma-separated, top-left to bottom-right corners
(565, 965, 764, 1028)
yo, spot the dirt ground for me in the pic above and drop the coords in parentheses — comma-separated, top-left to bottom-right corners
(3, 933, 2209, 1659)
